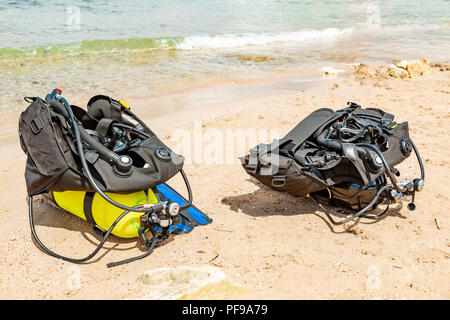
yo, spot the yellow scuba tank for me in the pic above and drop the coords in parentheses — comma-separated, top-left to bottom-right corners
(52, 189, 159, 238)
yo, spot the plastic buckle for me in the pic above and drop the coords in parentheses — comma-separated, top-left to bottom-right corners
(272, 176, 286, 188)
(110, 99, 123, 112)
(30, 119, 43, 134)
(347, 102, 361, 109)
(245, 164, 258, 175)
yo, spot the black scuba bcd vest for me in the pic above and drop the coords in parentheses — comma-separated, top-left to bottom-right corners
(19, 95, 184, 196)
(240, 102, 413, 198)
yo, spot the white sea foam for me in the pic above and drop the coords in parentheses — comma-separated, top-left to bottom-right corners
(177, 27, 354, 50)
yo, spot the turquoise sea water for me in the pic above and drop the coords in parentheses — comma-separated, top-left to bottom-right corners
(0, 0, 449, 115)
(1, 0, 448, 51)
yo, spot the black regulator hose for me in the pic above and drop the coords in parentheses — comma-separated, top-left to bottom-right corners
(409, 139, 425, 180)
(316, 129, 342, 151)
(310, 184, 392, 225)
(313, 121, 425, 224)
(28, 197, 145, 263)
(316, 125, 425, 193)
(356, 142, 424, 193)
(179, 169, 193, 210)
(106, 236, 159, 268)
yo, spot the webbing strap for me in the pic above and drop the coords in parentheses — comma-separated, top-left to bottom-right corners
(95, 118, 116, 137)
(83, 192, 96, 225)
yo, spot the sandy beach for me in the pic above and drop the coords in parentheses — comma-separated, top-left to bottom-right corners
(0, 60, 449, 299)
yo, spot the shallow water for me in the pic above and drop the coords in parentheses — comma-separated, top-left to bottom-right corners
(1, 0, 449, 117)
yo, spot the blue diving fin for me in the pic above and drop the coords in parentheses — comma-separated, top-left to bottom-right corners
(156, 183, 212, 234)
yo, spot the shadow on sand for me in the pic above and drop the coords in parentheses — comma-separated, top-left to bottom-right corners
(221, 179, 406, 234)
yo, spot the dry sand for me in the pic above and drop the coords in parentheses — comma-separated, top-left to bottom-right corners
(0, 62, 449, 299)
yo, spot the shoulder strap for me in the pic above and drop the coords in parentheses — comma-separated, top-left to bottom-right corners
(281, 108, 335, 153)
(87, 95, 122, 122)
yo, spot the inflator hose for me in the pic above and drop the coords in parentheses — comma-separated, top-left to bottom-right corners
(78, 125, 132, 173)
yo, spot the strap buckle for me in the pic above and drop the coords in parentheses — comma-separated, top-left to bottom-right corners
(30, 119, 43, 134)
(272, 176, 286, 188)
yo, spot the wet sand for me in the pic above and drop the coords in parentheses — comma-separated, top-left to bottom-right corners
(0, 62, 449, 299)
